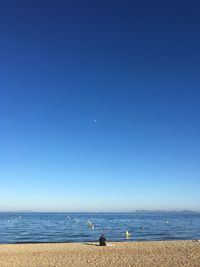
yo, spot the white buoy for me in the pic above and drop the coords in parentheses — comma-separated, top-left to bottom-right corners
(125, 230, 131, 239)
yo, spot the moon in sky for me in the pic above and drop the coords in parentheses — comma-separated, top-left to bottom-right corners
(93, 119, 97, 122)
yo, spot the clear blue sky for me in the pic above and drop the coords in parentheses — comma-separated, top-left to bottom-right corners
(0, 0, 199, 211)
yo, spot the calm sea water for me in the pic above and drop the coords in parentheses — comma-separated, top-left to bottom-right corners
(0, 212, 200, 244)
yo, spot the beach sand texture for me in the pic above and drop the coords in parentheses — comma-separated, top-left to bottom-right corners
(0, 240, 200, 267)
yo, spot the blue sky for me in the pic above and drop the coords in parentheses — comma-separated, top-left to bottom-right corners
(0, 0, 200, 211)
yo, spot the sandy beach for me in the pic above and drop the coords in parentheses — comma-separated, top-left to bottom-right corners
(0, 240, 199, 267)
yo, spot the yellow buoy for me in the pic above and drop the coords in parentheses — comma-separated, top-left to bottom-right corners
(125, 230, 131, 239)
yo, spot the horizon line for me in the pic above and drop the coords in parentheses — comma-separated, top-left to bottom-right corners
(0, 209, 199, 213)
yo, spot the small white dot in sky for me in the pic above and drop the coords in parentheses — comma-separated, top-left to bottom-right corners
(93, 119, 97, 122)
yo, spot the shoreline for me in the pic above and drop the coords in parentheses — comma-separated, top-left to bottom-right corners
(0, 240, 200, 266)
(0, 238, 198, 245)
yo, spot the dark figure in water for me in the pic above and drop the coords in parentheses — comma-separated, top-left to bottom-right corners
(99, 235, 106, 246)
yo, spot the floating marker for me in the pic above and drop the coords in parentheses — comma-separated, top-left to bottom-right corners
(125, 230, 131, 239)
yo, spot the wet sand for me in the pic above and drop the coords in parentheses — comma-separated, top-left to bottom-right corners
(0, 240, 200, 266)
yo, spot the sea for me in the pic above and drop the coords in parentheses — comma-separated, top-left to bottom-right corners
(0, 212, 200, 244)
